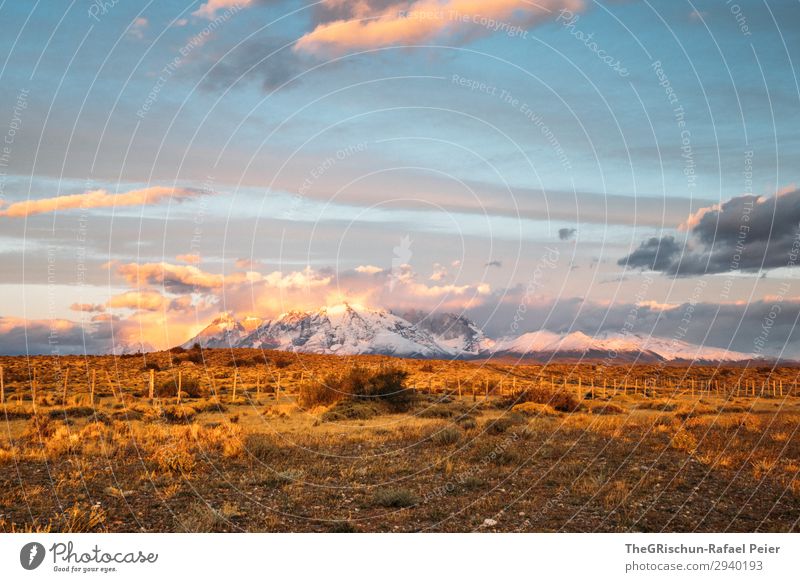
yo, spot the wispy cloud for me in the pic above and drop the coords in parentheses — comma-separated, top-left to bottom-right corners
(193, 0, 253, 19)
(0, 186, 201, 218)
(296, 0, 585, 55)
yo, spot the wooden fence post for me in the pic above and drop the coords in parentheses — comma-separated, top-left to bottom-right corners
(0, 364, 4, 405)
(149, 368, 155, 401)
(63, 367, 69, 404)
(177, 370, 182, 404)
(90, 369, 96, 406)
(231, 371, 237, 403)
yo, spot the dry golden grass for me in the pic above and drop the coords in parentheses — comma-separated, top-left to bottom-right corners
(0, 349, 798, 532)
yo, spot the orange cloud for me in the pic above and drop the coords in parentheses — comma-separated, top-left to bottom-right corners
(114, 262, 225, 291)
(0, 186, 201, 218)
(296, 0, 585, 55)
(176, 253, 201, 264)
(107, 290, 171, 311)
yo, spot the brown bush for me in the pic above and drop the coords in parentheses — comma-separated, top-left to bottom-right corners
(299, 366, 414, 412)
(155, 376, 203, 398)
(503, 385, 580, 412)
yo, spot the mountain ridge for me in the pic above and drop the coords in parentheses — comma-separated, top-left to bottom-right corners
(180, 303, 759, 364)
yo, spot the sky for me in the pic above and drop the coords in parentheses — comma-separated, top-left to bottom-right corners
(1, 0, 800, 357)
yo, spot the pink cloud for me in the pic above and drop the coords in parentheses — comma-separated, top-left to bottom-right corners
(0, 186, 200, 218)
(296, 0, 585, 55)
(193, 0, 250, 19)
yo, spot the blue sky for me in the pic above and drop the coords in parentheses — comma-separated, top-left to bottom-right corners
(1, 0, 800, 356)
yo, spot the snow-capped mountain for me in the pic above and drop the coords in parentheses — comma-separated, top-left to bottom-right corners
(401, 310, 491, 356)
(240, 304, 447, 357)
(181, 304, 757, 363)
(491, 330, 754, 363)
(181, 312, 263, 349)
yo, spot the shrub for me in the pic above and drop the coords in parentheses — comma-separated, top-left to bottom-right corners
(484, 417, 513, 435)
(321, 400, 381, 422)
(183, 350, 204, 365)
(670, 429, 698, 454)
(269, 353, 294, 369)
(458, 416, 477, 430)
(161, 405, 197, 423)
(512, 402, 560, 417)
(585, 402, 625, 415)
(300, 366, 414, 412)
(298, 375, 345, 408)
(347, 367, 414, 411)
(155, 376, 202, 398)
(504, 386, 580, 413)
(372, 487, 418, 508)
(431, 425, 461, 446)
(675, 403, 718, 420)
(245, 433, 277, 461)
(154, 445, 196, 474)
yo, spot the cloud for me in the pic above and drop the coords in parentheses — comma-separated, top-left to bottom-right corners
(193, 0, 252, 19)
(430, 262, 449, 281)
(107, 290, 171, 311)
(128, 17, 148, 39)
(618, 235, 683, 272)
(295, 0, 586, 56)
(620, 188, 800, 275)
(113, 262, 225, 292)
(0, 316, 112, 355)
(69, 303, 105, 313)
(355, 264, 383, 274)
(203, 37, 312, 91)
(236, 258, 263, 269)
(485, 260, 502, 268)
(0, 186, 201, 218)
(558, 227, 577, 240)
(176, 253, 201, 264)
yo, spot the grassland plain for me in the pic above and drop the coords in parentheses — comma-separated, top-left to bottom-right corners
(0, 347, 798, 532)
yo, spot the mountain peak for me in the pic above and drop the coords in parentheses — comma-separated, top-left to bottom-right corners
(182, 307, 757, 363)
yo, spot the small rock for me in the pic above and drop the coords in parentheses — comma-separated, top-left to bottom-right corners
(482, 518, 498, 527)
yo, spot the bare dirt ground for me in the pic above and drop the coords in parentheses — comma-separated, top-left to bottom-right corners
(1, 348, 798, 532)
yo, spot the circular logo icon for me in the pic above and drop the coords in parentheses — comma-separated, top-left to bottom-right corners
(20, 542, 46, 570)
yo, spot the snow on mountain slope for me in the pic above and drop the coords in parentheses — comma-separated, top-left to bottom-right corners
(492, 330, 754, 362)
(401, 310, 491, 355)
(240, 304, 449, 357)
(182, 306, 757, 363)
(181, 312, 264, 349)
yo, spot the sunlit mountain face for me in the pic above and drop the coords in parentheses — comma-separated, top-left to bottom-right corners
(181, 304, 757, 364)
(1, 2, 800, 360)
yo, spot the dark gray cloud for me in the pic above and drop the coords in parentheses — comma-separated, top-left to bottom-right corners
(618, 235, 682, 272)
(0, 317, 113, 355)
(558, 227, 576, 240)
(203, 38, 312, 92)
(485, 260, 502, 268)
(619, 190, 800, 275)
